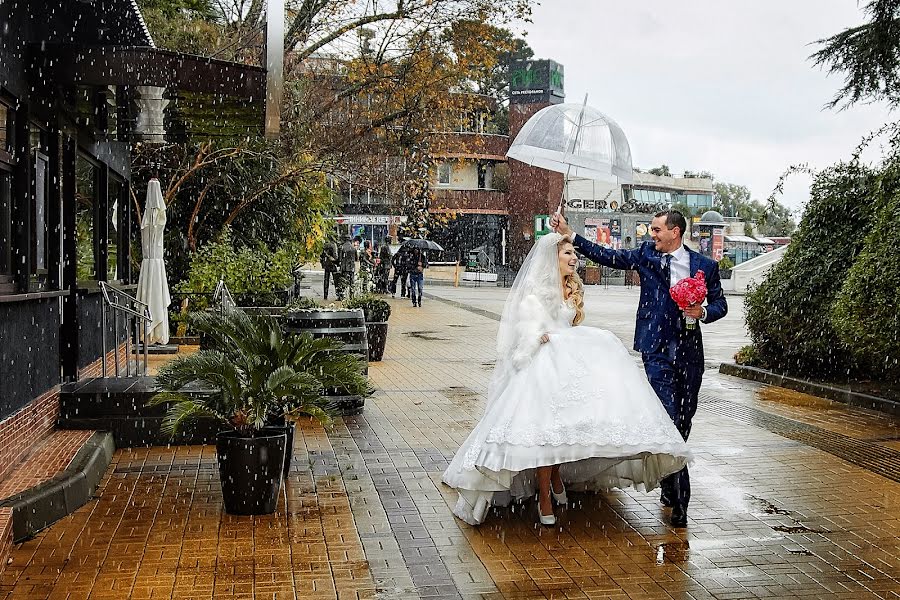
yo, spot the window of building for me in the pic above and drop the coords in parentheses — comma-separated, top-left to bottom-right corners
(30, 124, 50, 276)
(0, 102, 13, 280)
(108, 176, 122, 280)
(437, 162, 451, 186)
(477, 162, 493, 190)
(75, 154, 98, 282)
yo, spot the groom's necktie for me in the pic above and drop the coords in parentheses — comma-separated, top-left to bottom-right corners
(662, 254, 672, 288)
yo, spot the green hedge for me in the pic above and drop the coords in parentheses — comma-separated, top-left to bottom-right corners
(831, 157, 900, 379)
(744, 161, 878, 379)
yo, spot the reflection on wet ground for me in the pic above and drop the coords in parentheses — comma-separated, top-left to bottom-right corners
(2, 292, 899, 599)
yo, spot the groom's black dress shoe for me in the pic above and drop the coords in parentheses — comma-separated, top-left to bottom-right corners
(670, 504, 688, 528)
(659, 493, 675, 508)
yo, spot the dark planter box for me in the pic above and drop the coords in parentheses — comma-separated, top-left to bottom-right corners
(366, 322, 388, 361)
(216, 430, 286, 515)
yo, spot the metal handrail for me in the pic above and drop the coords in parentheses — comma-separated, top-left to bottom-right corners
(99, 281, 151, 378)
(212, 277, 236, 312)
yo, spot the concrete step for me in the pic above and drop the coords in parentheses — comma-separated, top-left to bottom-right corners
(58, 377, 219, 447)
(0, 431, 114, 543)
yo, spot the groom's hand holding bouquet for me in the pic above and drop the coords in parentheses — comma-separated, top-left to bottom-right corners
(670, 271, 707, 330)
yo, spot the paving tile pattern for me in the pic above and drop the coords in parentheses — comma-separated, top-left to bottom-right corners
(0, 295, 898, 599)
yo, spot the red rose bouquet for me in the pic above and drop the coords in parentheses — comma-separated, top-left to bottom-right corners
(670, 270, 707, 330)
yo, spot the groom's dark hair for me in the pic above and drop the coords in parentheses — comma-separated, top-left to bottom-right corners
(655, 210, 687, 239)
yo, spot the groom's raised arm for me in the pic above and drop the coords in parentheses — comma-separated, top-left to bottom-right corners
(571, 233, 642, 270)
(552, 211, 642, 270)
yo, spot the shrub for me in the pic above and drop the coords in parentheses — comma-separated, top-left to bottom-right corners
(831, 156, 900, 380)
(151, 309, 372, 435)
(744, 162, 877, 379)
(717, 256, 735, 272)
(177, 227, 297, 310)
(344, 293, 392, 322)
(733, 345, 759, 366)
(285, 296, 323, 311)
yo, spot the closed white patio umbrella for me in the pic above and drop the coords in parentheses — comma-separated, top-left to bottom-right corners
(136, 179, 171, 345)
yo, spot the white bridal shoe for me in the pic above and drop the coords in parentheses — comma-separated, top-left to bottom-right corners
(538, 507, 556, 526)
(551, 481, 568, 505)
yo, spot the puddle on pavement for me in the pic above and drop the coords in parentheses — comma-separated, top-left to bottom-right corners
(756, 386, 836, 410)
(441, 387, 480, 410)
(404, 330, 449, 341)
(771, 524, 828, 534)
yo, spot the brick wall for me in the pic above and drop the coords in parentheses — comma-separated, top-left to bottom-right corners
(78, 342, 129, 379)
(0, 343, 122, 484)
(0, 388, 59, 484)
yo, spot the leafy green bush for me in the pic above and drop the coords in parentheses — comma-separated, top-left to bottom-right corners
(344, 293, 392, 322)
(717, 256, 735, 271)
(177, 227, 298, 309)
(831, 155, 900, 379)
(285, 296, 323, 311)
(744, 162, 877, 379)
(151, 309, 372, 435)
(733, 345, 759, 366)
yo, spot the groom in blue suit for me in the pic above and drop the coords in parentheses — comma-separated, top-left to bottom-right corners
(551, 209, 727, 527)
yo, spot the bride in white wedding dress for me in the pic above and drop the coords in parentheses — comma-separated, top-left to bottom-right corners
(442, 233, 692, 526)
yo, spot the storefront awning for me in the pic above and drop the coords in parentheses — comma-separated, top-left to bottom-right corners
(754, 236, 776, 244)
(725, 235, 759, 244)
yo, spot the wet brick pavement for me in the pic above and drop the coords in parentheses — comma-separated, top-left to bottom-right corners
(1, 284, 898, 599)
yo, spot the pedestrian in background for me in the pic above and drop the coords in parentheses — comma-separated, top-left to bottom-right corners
(320, 238, 339, 300)
(409, 248, 428, 307)
(376, 237, 393, 293)
(390, 238, 411, 298)
(359, 239, 375, 294)
(337, 235, 357, 300)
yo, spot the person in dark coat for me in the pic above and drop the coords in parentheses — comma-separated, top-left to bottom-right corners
(359, 239, 375, 294)
(320, 239, 339, 300)
(390, 238, 411, 298)
(337, 235, 357, 300)
(376, 237, 393, 293)
(408, 248, 428, 307)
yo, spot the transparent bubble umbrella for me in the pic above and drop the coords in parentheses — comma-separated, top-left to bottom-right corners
(506, 97, 633, 211)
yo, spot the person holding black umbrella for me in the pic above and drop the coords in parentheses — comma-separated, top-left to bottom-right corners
(408, 248, 428, 307)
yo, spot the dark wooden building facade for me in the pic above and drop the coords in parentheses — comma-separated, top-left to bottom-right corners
(0, 1, 264, 426)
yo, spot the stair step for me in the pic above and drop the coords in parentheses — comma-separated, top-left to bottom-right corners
(59, 377, 220, 447)
(0, 431, 114, 543)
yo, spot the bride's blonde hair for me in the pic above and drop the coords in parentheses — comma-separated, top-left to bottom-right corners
(559, 238, 585, 326)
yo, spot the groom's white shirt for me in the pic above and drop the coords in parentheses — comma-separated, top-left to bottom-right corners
(665, 244, 690, 287)
(666, 243, 708, 322)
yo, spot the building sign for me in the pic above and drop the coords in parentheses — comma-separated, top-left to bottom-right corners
(534, 214, 552, 240)
(333, 214, 406, 225)
(567, 198, 668, 213)
(510, 60, 565, 104)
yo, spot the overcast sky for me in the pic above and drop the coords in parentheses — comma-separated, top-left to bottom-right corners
(519, 0, 894, 214)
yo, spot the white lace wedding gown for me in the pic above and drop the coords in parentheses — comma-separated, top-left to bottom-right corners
(442, 301, 692, 525)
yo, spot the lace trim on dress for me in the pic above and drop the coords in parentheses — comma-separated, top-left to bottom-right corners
(484, 418, 677, 448)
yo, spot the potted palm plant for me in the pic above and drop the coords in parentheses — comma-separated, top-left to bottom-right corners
(151, 309, 371, 515)
(345, 293, 392, 361)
